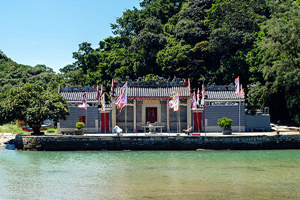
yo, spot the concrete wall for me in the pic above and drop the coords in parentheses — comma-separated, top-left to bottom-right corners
(15, 134, 300, 151)
(245, 114, 270, 132)
(204, 104, 245, 132)
(59, 106, 99, 133)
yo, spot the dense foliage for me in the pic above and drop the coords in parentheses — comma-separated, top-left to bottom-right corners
(0, 0, 299, 125)
(0, 50, 65, 99)
(0, 84, 69, 135)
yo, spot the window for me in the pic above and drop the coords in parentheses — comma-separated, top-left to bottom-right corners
(79, 116, 86, 124)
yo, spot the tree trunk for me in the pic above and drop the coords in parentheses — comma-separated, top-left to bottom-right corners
(31, 124, 44, 135)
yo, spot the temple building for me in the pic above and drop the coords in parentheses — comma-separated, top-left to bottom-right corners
(57, 76, 270, 134)
(110, 77, 192, 133)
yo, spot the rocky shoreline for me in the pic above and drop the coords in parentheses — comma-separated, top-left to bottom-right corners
(0, 133, 16, 147)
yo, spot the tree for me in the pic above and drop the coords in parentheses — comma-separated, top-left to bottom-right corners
(247, 0, 300, 124)
(1, 84, 69, 135)
(72, 42, 99, 73)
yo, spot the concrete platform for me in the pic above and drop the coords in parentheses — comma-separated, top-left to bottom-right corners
(84, 131, 299, 137)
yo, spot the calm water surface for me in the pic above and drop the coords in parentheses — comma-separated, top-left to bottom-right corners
(1, 149, 300, 200)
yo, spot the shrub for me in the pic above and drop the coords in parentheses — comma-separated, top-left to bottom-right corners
(76, 122, 85, 130)
(218, 117, 233, 130)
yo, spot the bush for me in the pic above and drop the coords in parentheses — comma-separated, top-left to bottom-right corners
(218, 117, 233, 130)
(76, 122, 85, 130)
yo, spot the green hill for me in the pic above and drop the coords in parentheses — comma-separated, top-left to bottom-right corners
(0, 50, 64, 98)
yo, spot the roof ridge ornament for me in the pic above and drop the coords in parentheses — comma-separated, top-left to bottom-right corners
(114, 76, 187, 88)
(59, 85, 98, 93)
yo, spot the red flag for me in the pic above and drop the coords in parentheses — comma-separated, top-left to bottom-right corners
(78, 92, 87, 110)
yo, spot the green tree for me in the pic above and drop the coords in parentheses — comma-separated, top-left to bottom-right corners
(247, 0, 300, 124)
(1, 84, 69, 135)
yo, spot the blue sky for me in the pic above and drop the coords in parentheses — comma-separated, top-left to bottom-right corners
(0, 0, 140, 72)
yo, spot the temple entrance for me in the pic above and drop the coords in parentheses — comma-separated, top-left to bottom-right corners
(146, 107, 157, 123)
(194, 112, 202, 132)
(101, 113, 109, 132)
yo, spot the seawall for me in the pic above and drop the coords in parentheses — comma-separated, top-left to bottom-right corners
(14, 134, 300, 151)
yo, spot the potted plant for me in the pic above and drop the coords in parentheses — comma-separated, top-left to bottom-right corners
(75, 122, 85, 135)
(218, 117, 233, 135)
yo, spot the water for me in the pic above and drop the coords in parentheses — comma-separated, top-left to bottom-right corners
(1, 150, 300, 200)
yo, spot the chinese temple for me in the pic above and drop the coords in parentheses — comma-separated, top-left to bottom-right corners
(57, 76, 270, 134)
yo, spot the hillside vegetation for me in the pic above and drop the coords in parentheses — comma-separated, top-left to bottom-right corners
(0, 50, 65, 98)
(1, 0, 299, 125)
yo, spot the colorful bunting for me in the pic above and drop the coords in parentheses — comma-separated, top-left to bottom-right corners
(78, 92, 87, 110)
(101, 92, 106, 111)
(240, 84, 245, 98)
(190, 91, 197, 110)
(113, 82, 127, 109)
(169, 92, 180, 112)
(235, 76, 240, 95)
(201, 83, 205, 106)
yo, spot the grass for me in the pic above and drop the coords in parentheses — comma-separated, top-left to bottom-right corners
(0, 122, 57, 135)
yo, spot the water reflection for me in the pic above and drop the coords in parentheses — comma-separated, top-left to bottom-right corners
(0, 150, 300, 199)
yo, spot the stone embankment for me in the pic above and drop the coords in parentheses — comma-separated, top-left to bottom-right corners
(14, 134, 300, 151)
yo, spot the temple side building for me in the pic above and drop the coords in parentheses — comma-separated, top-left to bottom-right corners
(58, 86, 106, 134)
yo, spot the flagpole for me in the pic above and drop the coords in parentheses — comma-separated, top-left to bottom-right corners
(239, 100, 241, 133)
(204, 102, 206, 137)
(125, 105, 127, 134)
(203, 81, 206, 137)
(104, 94, 106, 134)
(179, 105, 181, 134)
(86, 108, 88, 135)
(167, 100, 170, 136)
(177, 110, 179, 134)
(136, 82, 139, 135)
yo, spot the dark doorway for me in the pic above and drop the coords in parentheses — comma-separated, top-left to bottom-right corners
(146, 107, 157, 123)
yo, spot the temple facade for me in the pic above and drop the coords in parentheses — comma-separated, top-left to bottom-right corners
(110, 77, 192, 133)
(57, 76, 269, 134)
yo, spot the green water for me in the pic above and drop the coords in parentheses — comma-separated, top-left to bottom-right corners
(1, 150, 300, 200)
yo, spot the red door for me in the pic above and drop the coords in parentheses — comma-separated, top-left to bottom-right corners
(194, 113, 202, 132)
(101, 113, 109, 132)
(146, 107, 157, 123)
